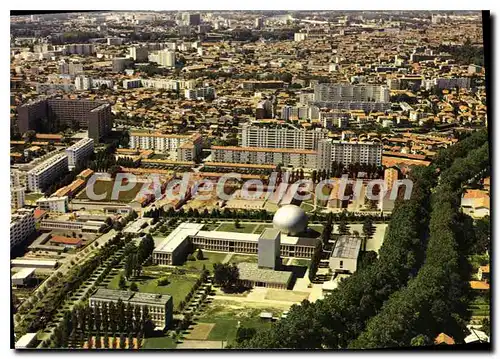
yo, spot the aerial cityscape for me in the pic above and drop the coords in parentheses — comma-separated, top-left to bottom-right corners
(10, 10, 490, 350)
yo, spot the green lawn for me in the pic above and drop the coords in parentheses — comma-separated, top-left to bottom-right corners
(197, 301, 281, 344)
(25, 192, 44, 203)
(76, 179, 144, 202)
(300, 202, 315, 213)
(107, 270, 197, 310)
(228, 254, 258, 264)
(181, 251, 228, 272)
(142, 336, 177, 349)
(291, 258, 311, 267)
(253, 224, 274, 234)
(215, 222, 257, 233)
(206, 318, 272, 342)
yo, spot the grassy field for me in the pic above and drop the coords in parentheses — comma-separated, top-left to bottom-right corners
(25, 192, 44, 203)
(290, 258, 311, 267)
(181, 251, 228, 272)
(107, 269, 198, 310)
(300, 202, 315, 213)
(196, 301, 279, 343)
(228, 254, 258, 264)
(142, 336, 177, 349)
(253, 223, 274, 234)
(215, 222, 257, 233)
(76, 179, 144, 202)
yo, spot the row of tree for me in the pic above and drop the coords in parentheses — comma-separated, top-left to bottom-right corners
(350, 141, 490, 347)
(52, 299, 154, 348)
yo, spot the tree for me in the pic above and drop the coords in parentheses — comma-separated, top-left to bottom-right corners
(196, 248, 204, 260)
(236, 327, 257, 344)
(130, 282, 139, 292)
(234, 219, 241, 228)
(213, 263, 239, 290)
(338, 217, 349, 235)
(118, 275, 127, 290)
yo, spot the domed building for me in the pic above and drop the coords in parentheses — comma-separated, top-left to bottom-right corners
(272, 204, 308, 235)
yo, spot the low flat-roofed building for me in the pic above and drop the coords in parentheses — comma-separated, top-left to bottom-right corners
(329, 235, 362, 274)
(236, 262, 292, 290)
(15, 332, 38, 349)
(11, 267, 36, 287)
(153, 222, 317, 266)
(89, 288, 173, 330)
(11, 259, 58, 269)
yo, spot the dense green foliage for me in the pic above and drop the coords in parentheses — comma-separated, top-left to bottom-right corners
(350, 142, 489, 348)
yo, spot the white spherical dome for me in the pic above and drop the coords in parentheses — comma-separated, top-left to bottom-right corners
(273, 205, 308, 235)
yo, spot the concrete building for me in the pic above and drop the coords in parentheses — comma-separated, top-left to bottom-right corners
(328, 235, 362, 274)
(17, 98, 113, 141)
(123, 79, 143, 89)
(184, 86, 215, 100)
(15, 333, 39, 349)
(10, 208, 36, 248)
(36, 196, 69, 213)
(39, 218, 106, 233)
(240, 122, 328, 150)
(27, 153, 68, 192)
(258, 228, 281, 270)
(181, 12, 201, 26)
(89, 288, 173, 330)
(129, 132, 202, 160)
(129, 46, 149, 62)
(65, 138, 94, 170)
(316, 140, 383, 169)
(11, 268, 36, 287)
(236, 262, 292, 290)
(153, 217, 316, 266)
(141, 78, 196, 91)
(11, 170, 25, 209)
(149, 50, 176, 68)
(311, 84, 390, 111)
(63, 43, 95, 56)
(210, 146, 318, 168)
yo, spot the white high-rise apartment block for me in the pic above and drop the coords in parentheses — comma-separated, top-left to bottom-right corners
(316, 140, 383, 170)
(426, 77, 471, 90)
(314, 84, 390, 103)
(10, 208, 35, 248)
(75, 75, 92, 90)
(141, 78, 196, 91)
(27, 153, 68, 192)
(294, 33, 308, 42)
(129, 46, 149, 62)
(129, 132, 202, 160)
(184, 86, 216, 100)
(11, 170, 25, 209)
(151, 50, 176, 68)
(36, 196, 69, 213)
(211, 146, 318, 168)
(65, 138, 94, 170)
(240, 122, 329, 150)
(312, 84, 390, 112)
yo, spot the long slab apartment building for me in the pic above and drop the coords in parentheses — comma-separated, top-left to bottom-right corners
(129, 132, 202, 161)
(311, 83, 391, 112)
(27, 153, 68, 192)
(153, 223, 317, 266)
(212, 123, 382, 169)
(17, 98, 112, 141)
(89, 289, 173, 330)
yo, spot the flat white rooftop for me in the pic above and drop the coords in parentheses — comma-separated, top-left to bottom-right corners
(154, 222, 205, 253)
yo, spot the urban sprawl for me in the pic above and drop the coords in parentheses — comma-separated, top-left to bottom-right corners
(10, 11, 490, 350)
